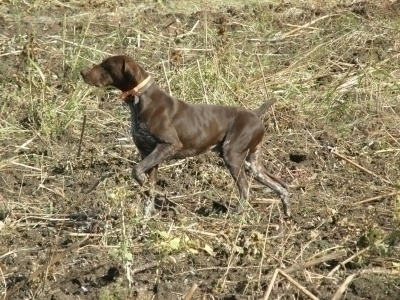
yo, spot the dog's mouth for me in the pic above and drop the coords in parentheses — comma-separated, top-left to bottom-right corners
(80, 70, 104, 87)
(81, 77, 105, 88)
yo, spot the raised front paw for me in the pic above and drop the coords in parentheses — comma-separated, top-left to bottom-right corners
(132, 166, 147, 186)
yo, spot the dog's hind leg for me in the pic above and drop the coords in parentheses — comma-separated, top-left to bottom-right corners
(222, 149, 250, 212)
(245, 146, 290, 216)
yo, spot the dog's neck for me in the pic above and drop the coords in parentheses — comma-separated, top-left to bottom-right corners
(120, 76, 155, 102)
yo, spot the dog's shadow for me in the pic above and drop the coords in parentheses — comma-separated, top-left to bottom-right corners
(153, 195, 234, 217)
(153, 195, 179, 217)
(195, 201, 233, 216)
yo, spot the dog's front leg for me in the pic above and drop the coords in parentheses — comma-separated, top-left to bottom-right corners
(134, 143, 181, 217)
(143, 166, 158, 217)
(132, 142, 181, 185)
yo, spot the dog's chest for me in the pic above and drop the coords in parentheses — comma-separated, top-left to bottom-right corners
(127, 101, 158, 154)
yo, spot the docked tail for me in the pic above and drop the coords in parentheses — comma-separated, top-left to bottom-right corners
(253, 98, 277, 117)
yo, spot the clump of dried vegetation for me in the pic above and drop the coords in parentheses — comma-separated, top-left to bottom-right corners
(0, 0, 400, 299)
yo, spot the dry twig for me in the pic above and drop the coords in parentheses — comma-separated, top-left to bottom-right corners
(352, 191, 400, 206)
(269, 14, 339, 41)
(263, 269, 279, 300)
(264, 269, 319, 300)
(77, 114, 87, 158)
(332, 273, 357, 300)
(266, 249, 346, 278)
(183, 283, 198, 300)
(332, 151, 395, 186)
(279, 270, 319, 300)
(80, 172, 114, 194)
(328, 248, 369, 276)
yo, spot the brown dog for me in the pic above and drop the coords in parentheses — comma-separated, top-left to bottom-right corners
(81, 55, 290, 216)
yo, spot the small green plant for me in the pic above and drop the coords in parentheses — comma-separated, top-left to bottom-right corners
(107, 187, 136, 263)
(153, 230, 199, 254)
(110, 239, 133, 263)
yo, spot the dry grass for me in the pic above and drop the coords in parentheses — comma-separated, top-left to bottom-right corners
(1, 0, 400, 299)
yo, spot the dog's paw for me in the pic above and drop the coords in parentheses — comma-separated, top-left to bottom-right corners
(143, 196, 156, 217)
(132, 168, 147, 185)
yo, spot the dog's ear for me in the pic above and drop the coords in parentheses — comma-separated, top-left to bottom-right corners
(122, 57, 138, 82)
(121, 57, 149, 87)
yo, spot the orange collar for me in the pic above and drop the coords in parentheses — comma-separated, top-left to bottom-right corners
(119, 76, 154, 101)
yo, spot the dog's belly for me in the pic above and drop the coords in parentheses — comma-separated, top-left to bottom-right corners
(171, 143, 222, 159)
(132, 124, 217, 159)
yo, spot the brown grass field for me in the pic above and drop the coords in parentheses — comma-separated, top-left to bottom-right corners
(1, 0, 400, 299)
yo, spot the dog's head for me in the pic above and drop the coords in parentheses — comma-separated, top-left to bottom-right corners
(80, 55, 148, 92)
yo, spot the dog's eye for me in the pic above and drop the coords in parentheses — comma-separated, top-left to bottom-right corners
(100, 62, 107, 69)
